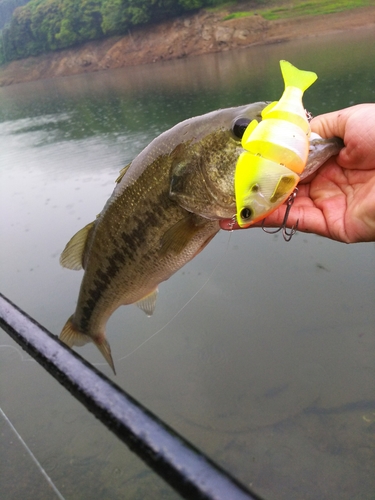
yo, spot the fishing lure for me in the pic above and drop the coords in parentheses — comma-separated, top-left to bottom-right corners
(235, 60, 317, 231)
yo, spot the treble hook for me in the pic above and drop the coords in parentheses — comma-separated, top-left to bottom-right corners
(262, 188, 299, 242)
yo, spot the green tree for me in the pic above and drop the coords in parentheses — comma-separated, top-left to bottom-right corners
(1, 0, 229, 63)
(30, 0, 63, 51)
(0, 0, 30, 30)
(7, 4, 37, 58)
(100, 0, 128, 35)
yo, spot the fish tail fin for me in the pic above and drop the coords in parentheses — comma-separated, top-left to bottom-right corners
(60, 316, 91, 347)
(93, 337, 116, 375)
(60, 316, 116, 375)
(280, 60, 317, 92)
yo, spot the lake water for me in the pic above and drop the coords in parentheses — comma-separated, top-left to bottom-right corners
(1, 27, 375, 500)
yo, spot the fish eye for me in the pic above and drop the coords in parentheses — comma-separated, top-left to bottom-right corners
(232, 118, 251, 139)
(240, 207, 253, 220)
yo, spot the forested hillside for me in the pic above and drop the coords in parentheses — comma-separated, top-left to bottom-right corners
(0, 0, 29, 29)
(1, 0, 371, 67)
(0, 0, 231, 64)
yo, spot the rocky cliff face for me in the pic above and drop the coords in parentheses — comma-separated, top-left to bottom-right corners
(0, 6, 374, 86)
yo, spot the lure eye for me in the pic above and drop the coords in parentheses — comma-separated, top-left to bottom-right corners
(240, 207, 253, 221)
(232, 118, 251, 139)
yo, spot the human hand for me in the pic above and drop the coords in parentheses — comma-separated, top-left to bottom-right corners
(220, 104, 375, 243)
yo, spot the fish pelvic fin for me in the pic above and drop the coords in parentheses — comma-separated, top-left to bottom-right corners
(280, 60, 317, 93)
(60, 221, 95, 270)
(60, 316, 116, 375)
(136, 287, 159, 317)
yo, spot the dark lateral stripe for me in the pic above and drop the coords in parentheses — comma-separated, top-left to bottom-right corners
(0, 293, 264, 500)
(80, 192, 173, 329)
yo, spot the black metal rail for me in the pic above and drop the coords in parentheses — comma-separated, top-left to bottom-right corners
(0, 293, 263, 500)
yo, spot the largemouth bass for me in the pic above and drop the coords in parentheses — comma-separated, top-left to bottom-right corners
(60, 102, 342, 373)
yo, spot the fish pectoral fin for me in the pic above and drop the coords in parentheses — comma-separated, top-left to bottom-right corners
(159, 215, 203, 257)
(135, 287, 159, 317)
(115, 163, 131, 184)
(192, 231, 218, 258)
(60, 221, 95, 270)
(60, 317, 116, 375)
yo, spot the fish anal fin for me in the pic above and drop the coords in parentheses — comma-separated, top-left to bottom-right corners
(280, 60, 317, 92)
(60, 221, 95, 270)
(159, 215, 203, 257)
(136, 287, 159, 317)
(115, 163, 131, 184)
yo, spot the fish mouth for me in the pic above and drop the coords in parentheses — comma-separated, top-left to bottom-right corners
(301, 135, 343, 180)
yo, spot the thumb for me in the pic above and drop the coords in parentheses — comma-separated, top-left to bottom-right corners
(310, 108, 347, 140)
(311, 104, 375, 170)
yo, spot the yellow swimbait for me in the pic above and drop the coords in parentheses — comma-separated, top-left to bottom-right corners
(235, 60, 318, 228)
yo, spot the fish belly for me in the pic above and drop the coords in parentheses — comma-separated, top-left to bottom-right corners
(72, 200, 220, 338)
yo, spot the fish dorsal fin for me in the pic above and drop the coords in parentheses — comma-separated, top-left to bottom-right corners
(280, 60, 317, 92)
(115, 163, 131, 184)
(136, 288, 159, 316)
(159, 215, 203, 257)
(60, 221, 95, 270)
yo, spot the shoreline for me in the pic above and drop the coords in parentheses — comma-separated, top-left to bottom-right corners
(0, 6, 374, 87)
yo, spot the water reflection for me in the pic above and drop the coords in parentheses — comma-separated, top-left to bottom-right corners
(1, 27, 374, 137)
(1, 27, 375, 500)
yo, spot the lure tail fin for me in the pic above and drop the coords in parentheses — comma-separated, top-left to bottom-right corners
(60, 316, 116, 375)
(280, 60, 317, 92)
